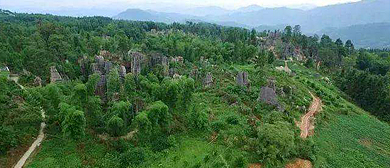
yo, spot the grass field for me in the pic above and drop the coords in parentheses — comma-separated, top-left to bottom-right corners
(314, 112, 390, 167)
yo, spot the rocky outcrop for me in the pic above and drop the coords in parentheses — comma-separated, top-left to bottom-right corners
(34, 76, 42, 87)
(50, 66, 62, 83)
(258, 78, 284, 111)
(236, 71, 250, 88)
(204, 72, 213, 87)
(119, 65, 127, 79)
(129, 51, 144, 75)
(150, 53, 169, 76)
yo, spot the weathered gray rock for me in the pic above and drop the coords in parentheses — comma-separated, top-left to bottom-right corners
(204, 72, 213, 87)
(171, 56, 184, 64)
(258, 87, 278, 106)
(50, 66, 62, 83)
(104, 61, 112, 74)
(190, 68, 199, 80)
(95, 55, 105, 68)
(91, 63, 101, 74)
(236, 71, 250, 88)
(95, 74, 107, 101)
(150, 53, 169, 76)
(119, 65, 126, 78)
(267, 78, 276, 90)
(34, 76, 42, 87)
(129, 51, 144, 75)
(169, 68, 176, 77)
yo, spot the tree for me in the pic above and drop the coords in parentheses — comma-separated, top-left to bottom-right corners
(161, 79, 179, 109)
(268, 51, 275, 64)
(335, 38, 343, 46)
(293, 25, 301, 36)
(178, 77, 195, 110)
(283, 26, 292, 42)
(72, 83, 87, 108)
(147, 101, 170, 132)
(250, 29, 257, 45)
(86, 73, 100, 96)
(133, 112, 152, 140)
(256, 121, 296, 166)
(62, 109, 86, 140)
(345, 40, 354, 54)
(111, 101, 133, 127)
(107, 68, 121, 101)
(107, 115, 125, 137)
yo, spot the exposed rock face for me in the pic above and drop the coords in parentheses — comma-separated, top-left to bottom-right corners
(34, 76, 42, 87)
(204, 72, 213, 87)
(267, 78, 276, 90)
(169, 68, 176, 77)
(96, 74, 107, 100)
(119, 65, 127, 79)
(50, 66, 62, 83)
(129, 51, 144, 75)
(190, 68, 199, 80)
(258, 87, 279, 106)
(258, 78, 284, 111)
(171, 56, 184, 64)
(104, 61, 113, 74)
(150, 53, 169, 76)
(236, 71, 250, 88)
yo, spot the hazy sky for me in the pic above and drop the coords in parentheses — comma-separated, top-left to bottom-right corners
(0, 0, 362, 10)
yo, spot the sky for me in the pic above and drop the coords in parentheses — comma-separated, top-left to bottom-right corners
(0, 0, 362, 15)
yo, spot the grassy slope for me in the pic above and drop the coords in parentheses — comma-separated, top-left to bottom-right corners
(288, 61, 390, 167)
(26, 61, 390, 168)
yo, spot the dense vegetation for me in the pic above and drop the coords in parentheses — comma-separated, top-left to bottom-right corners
(1, 9, 390, 168)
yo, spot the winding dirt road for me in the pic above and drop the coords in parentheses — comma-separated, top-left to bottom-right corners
(10, 77, 46, 168)
(299, 92, 322, 139)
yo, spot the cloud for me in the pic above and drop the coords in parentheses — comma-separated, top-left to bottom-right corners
(0, 0, 361, 11)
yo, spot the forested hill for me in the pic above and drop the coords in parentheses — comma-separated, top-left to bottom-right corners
(1, 10, 390, 168)
(318, 22, 390, 49)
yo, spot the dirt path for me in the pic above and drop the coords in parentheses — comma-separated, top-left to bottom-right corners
(11, 77, 46, 168)
(299, 92, 322, 139)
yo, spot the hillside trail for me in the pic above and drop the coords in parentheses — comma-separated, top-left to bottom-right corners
(300, 92, 322, 139)
(11, 77, 46, 168)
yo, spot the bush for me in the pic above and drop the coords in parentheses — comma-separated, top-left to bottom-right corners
(211, 120, 227, 132)
(107, 115, 125, 137)
(133, 112, 152, 140)
(120, 147, 148, 167)
(0, 126, 17, 154)
(226, 115, 239, 125)
(62, 109, 86, 140)
(190, 107, 209, 130)
(147, 101, 171, 132)
(256, 121, 296, 166)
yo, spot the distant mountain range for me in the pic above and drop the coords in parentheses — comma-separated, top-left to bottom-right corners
(318, 22, 390, 49)
(114, 0, 390, 48)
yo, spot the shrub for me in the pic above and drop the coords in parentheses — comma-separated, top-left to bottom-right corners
(256, 121, 296, 166)
(226, 115, 239, 125)
(133, 112, 152, 140)
(107, 115, 125, 137)
(190, 107, 209, 130)
(0, 126, 17, 154)
(211, 120, 227, 132)
(120, 147, 148, 167)
(147, 101, 171, 132)
(62, 109, 86, 140)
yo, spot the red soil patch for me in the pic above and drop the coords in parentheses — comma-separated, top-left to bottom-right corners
(248, 163, 262, 168)
(285, 159, 312, 168)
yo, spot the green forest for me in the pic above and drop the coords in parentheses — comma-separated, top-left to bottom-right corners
(1, 9, 390, 168)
